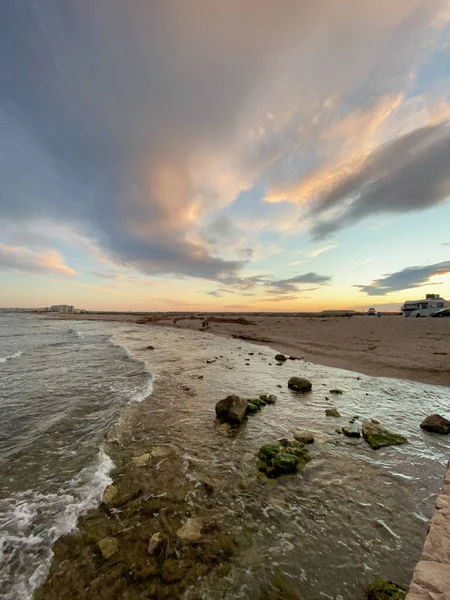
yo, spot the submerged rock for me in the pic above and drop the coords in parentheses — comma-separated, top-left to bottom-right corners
(97, 537, 119, 559)
(147, 532, 166, 555)
(366, 579, 407, 600)
(326, 408, 341, 418)
(176, 517, 203, 542)
(288, 377, 312, 393)
(420, 414, 450, 434)
(342, 426, 361, 438)
(145, 345, 155, 350)
(101, 484, 117, 506)
(293, 430, 315, 444)
(257, 439, 311, 478)
(330, 389, 343, 395)
(275, 354, 287, 362)
(362, 420, 407, 450)
(161, 558, 186, 583)
(132, 453, 150, 467)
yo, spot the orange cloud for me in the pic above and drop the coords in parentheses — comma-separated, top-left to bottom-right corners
(0, 243, 76, 276)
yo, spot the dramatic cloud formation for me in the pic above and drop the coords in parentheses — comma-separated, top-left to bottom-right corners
(356, 261, 450, 296)
(0, 0, 448, 287)
(0, 244, 76, 276)
(311, 122, 450, 238)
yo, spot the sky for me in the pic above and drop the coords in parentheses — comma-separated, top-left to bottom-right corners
(1, 0, 450, 312)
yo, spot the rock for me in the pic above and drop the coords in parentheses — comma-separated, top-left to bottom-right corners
(97, 537, 119, 559)
(146, 345, 155, 350)
(198, 375, 204, 379)
(366, 579, 407, 600)
(420, 414, 450, 435)
(246, 402, 260, 415)
(293, 430, 315, 444)
(161, 559, 186, 583)
(228, 396, 248, 424)
(148, 532, 166, 555)
(329, 389, 343, 394)
(275, 354, 287, 362)
(257, 439, 311, 478)
(335, 428, 342, 434)
(203, 480, 218, 495)
(288, 377, 312, 393)
(132, 453, 150, 467)
(342, 426, 361, 438)
(101, 484, 118, 506)
(215, 395, 236, 421)
(362, 420, 408, 450)
(276, 384, 282, 388)
(260, 393, 277, 404)
(176, 517, 203, 542)
(151, 447, 171, 459)
(326, 408, 341, 418)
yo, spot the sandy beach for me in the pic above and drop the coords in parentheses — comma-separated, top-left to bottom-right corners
(49, 313, 450, 387)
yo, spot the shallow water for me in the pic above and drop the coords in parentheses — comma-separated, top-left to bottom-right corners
(2, 316, 450, 599)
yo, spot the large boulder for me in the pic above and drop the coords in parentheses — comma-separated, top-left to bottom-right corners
(215, 395, 248, 425)
(366, 579, 407, 600)
(288, 377, 312, 393)
(420, 414, 450, 435)
(257, 439, 311, 478)
(362, 420, 408, 450)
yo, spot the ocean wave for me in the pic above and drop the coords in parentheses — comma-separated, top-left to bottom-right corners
(129, 375, 154, 403)
(0, 449, 114, 600)
(108, 335, 133, 358)
(0, 351, 22, 363)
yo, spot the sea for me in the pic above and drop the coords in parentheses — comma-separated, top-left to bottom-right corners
(1, 313, 450, 600)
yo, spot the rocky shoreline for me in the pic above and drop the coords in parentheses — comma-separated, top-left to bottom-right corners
(33, 326, 450, 599)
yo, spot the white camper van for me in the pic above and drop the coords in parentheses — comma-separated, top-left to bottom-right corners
(401, 295, 450, 318)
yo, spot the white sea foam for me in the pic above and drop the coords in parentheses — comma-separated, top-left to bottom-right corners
(0, 350, 22, 363)
(0, 449, 114, 600)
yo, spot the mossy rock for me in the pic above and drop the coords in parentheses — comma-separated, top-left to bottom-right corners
(246, 403, 261, 415)
(362, 420, 408, 450)
(257, 439, 311, 478)
(366, 579, 407, 600)
(260, 394, 277, 404)
(325, 408, 341, 418)
(288, 377, 312, 393)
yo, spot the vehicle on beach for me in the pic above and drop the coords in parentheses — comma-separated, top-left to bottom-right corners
(367, 307, 376, 316)
(401, 294, 450, 318)
(430, 308, 450, 318)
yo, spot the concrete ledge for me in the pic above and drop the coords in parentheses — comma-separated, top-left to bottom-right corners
(406, 460, 450, 600)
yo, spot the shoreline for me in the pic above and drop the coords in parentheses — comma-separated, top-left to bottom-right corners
(43, 313, 450, 387)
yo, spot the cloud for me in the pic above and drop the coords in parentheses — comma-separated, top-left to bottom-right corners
(253, 295, 299, 303)
(0, 0, 447, 282)
(0, 243, 76, 276)
(207, 291, 222, 298)
(306, 244, 338, 258)
(311, 122, 450, 238)
(267, 273, 330, 295)
(356, 261, 450, 296)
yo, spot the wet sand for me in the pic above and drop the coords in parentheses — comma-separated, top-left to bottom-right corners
(49, 313, 450, 387)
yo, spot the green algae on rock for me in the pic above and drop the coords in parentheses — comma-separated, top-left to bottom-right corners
(288, 377, 312, 393)
(362, 420, 408, 450)
(366, 579, 407, 600)
(257, 439, 311, 478)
